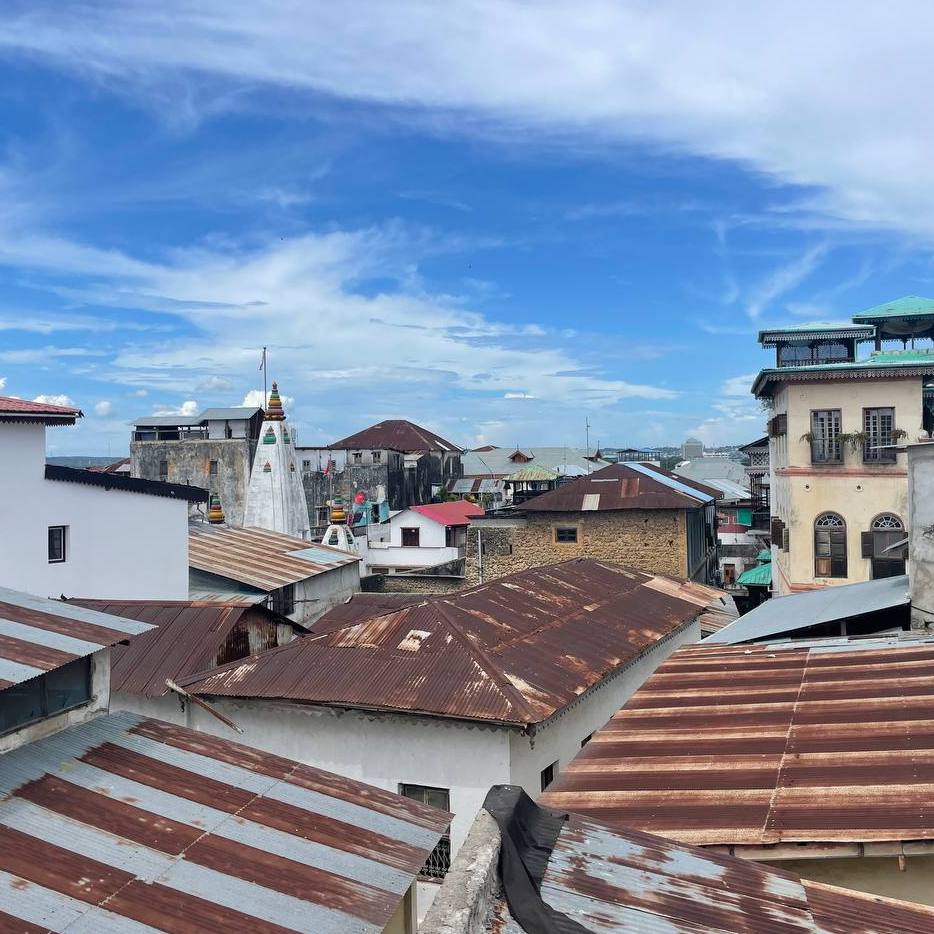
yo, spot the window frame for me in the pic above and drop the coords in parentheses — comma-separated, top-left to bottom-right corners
(208, 459, 218, 477)
(554, 526, 579, 544)
(401, 527, 421, 547)
(48, 525, 67, 563)
(0, 656, 92, 737)
(863, 406, 897, 464)
(399, 783, 451, 880)
(158, 458, 169, 480)
(809, 409, 843, 464)
(271, 583, 295, 617)
(540, 760, 558, 791)
(814, 512, 847, 578)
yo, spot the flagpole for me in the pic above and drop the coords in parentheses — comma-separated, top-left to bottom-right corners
(262, 346, 268, 408)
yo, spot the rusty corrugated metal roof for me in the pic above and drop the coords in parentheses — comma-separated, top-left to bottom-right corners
(0, 587, 153, 691)
(330, 419, 462, 453)
(488, 809, 934, 932)
(68, 599, 304, 699)
(182, 559, 724, 726)
(543, 635, 934, 847)
(310, 592, 429, 631)
(521, 463, 713, 512)
(189, 525, 359, 591)
(0, 710, 449, 933)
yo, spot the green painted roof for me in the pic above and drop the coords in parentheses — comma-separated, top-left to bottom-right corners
(868, 349, 934, 364)
(756, 549, 772, 562)
(737, 562, 772, 587)
(759, 321, 874, 334)
(853, 295, 934, 321)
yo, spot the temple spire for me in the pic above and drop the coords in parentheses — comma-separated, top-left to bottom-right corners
(265, 381, 285, 420)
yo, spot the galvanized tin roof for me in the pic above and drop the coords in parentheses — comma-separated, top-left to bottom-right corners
(543, 635, 934, 847)
(182, 558, 724, 726)
(521, 463, 714, 513)
(0, 587, 153, 691)
(706, 574, 909, 644)
(189, 525, 359, 591)
(0, 710, 449, 933)
(68, 599, 304, 699)
(488, 809, 934, 933)
(410, 501, 484, 526)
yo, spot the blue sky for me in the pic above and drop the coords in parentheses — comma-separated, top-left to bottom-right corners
(1, 2, 933, 454)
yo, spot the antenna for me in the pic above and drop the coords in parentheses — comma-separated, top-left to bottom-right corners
(585, 417, 591, 458)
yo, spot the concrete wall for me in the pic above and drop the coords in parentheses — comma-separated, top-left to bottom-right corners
(769, 377, 917, 594)
(132, 437, 252, 526)
(360, 509, 461, 572)
(763, 855, 934, 907)
(910, 443, 934, 629)
(464, 510, 688, 585)
(0, 422, 189, 600)
(363, 574, 465, 595)
(296, 562, 361, 624)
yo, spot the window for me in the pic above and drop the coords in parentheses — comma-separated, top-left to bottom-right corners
(159, 458, 169, 480)
(580, 734, 593, 748)
(810, 409, 842, 463)
(554, 527, 578, 544)
(352, 452, 363, 464)
(814, 512, 847, 578)
(208, 459, 218, 476)
(865, 514, 906, 579)
(540, 761, 558, 791)
(271, 583, 295, 617)
(302, 459, 311, 470)
(399, 784, 451, 879)
(0, 657, 91, 735)
(777, 343, 814, 366)
(401, 527, 420, 547)
(48, 526, 67, 563)
(864, 407, 897, 463)
(768, 413, 787, 437)
(372, 450, 382, 463)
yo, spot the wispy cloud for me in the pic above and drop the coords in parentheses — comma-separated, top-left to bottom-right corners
(745, 243, 829, 319)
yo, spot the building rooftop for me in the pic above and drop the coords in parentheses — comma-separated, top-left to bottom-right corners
(46, 463, 209, 503)
(131, 406, 261, 428)
(429, 787, 934, 934)
(409, 500, 485, 526)
(735, 561, 772, 588)
(68, 599, 305, 699)
(707, 574, 909, 645)
(461, 446, 607, 478)
(189, 525, 359, 592)
(0, 710, 449, 933)
(330, 419, 462, 453)
(542, 635, 934, 850)
(0, 587, 154, 690)
(0, 395, 82, 425)
(521, 462, 715, 513)
(852, 294, 934, 321)
(758, 321, 877, 344)
(181, 558, 724, 727)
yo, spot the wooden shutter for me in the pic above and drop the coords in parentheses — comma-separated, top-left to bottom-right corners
(771, 517, 783, 541)
(782, 527, 790, 552)
(861, 531, 873, 558)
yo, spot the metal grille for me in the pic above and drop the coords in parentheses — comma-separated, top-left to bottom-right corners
(864, 407, 896, 462)
(399, 783, 451, 879)
(810, 409, 842, 463)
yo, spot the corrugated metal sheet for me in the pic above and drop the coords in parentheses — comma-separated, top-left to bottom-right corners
(0, 710, 449, 933)
(707, 575, 910, 644)
(331, 419, 461, 453)
(68, 599, 303, 699)
(522, 463, 713, 513)
(189, 525, 359, 591)
(182, 559, 725, 726)
(309, 593, 428, 632)
(488, 812, 934, 932)
(410, 501, 484, 526)
(543, 636, 934, 847)
(0, 587, 153, 690)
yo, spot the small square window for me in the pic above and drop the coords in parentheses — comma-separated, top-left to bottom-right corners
(372, 450, 382, 463)
(401, 527, 420, 547)
(555, 527, 578, 544)
(48, 526, 67, 563)
(580, 734, 593, 748)
(208, 460, 218, 476)
(540, 760, 558, 791)
(352, 452, 363, 464)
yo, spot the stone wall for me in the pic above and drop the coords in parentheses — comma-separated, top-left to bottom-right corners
(465, 510, 687, 584)
(361, 573, 465, 595)
(131, 438, 252, 526)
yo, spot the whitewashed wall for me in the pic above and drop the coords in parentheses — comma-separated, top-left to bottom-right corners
(359, 508, 461, 572)
(0, 422, 190, 599)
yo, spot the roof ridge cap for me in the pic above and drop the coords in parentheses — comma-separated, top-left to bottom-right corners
(429, 598, 540, 723)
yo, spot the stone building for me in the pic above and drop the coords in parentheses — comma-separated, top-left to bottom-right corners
(298, 418, 463, 527)
(130, 404, 263, 526)
(465, 462, 719, 585)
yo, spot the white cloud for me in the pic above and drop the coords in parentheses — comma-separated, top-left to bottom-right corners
(503, 392, 535, 399)
(153, 400, 199, 416)
(241, 388, 294, 410)
(0, 376, 6, 390)
(33, 393, 74, 407)
(4, 3, 934, 238)
(133, 389, 148, 397)
(720, 374, 756, 397)
(198, 375, 234, 392)
(744, 244, 829, 320)
(94, 400, 112, 416)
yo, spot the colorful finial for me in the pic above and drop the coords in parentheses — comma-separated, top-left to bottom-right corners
(207, 493, 225, 524)
(265, 381, 285, 420)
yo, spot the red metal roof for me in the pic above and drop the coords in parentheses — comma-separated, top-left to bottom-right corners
(309, 592, 427, 631)
(182, 559, 723, 726)
(410, 500, 484, 526)
(542, 636, 934, 848)
(521, 463, 713, 512)
(68, 599, 304, 699)
(0, 394, 82, 424)
(330, 419, 462, 453)
(0, 710, 449, 933)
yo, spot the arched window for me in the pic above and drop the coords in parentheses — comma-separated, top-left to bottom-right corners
(867, 514, 906, 579)
(871, 513, 903, 530)
(815, 512, 847, 578)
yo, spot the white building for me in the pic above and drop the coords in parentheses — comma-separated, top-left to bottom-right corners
(361, 500, 483, 574)
(0, 584, 447, 933)
(115, 559, 722, 914)
(0, 395, 201, 600)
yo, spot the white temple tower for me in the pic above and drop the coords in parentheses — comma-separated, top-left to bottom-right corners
(243, 382, 311, 539)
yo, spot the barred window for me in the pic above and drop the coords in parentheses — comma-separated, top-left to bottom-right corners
(810, 410, 842, 463)
(399, 784, 451, 879)
(815, 512, 847, 578)
(864, 407, 897, 463)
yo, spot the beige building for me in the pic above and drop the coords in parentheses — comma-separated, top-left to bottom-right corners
(753, 299, 934, 595)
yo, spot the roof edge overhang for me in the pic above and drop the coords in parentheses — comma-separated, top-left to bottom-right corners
(753, 363, 934, 397)
(45, 464, 209, 502)
(706, 838, 934, 861)
(758, 326, 876, 345)
(0, 412, 83, 426)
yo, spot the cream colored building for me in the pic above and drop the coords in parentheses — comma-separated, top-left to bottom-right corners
(754, 299, 934, 595)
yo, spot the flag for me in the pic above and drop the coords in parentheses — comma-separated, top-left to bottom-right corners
(259, 347, 266, 370)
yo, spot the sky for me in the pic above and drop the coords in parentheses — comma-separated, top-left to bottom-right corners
(2, 2, 934, 454)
